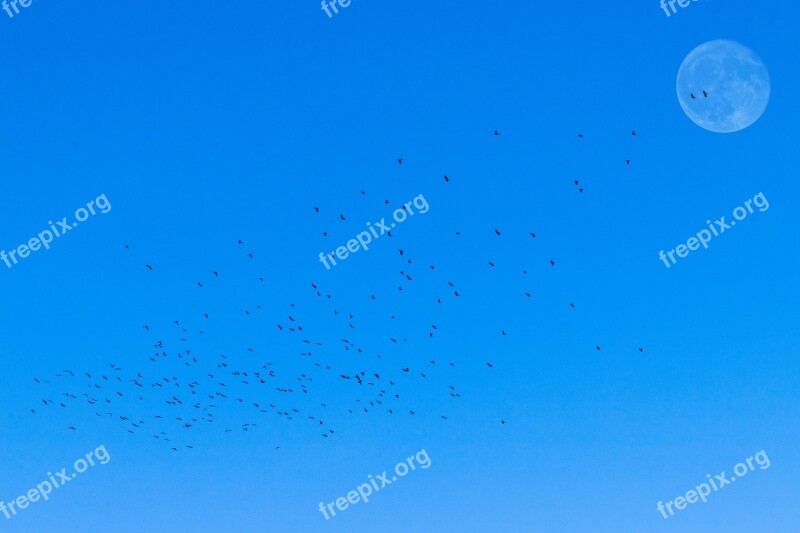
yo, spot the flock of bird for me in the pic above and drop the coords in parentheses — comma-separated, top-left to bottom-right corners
(30, 129, 647, 451)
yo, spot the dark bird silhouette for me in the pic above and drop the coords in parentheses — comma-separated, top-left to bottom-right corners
(703, 90, 708, 98)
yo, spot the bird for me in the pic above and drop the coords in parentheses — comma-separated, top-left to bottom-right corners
(145, 265, 153, 271)
(690, 93, 696, 99)
(444, 175, 450, 183)
(494, 130, 500, 136)
(703, 90, 708, 98)
(631, 130, 637, 136)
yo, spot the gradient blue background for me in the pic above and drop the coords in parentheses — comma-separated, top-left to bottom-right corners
(0, 0, 797, 531)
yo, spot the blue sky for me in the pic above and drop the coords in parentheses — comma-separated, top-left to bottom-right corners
(0, 0, 798, 531)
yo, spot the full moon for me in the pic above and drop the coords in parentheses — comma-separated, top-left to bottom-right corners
(676, 40, 770, 133)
